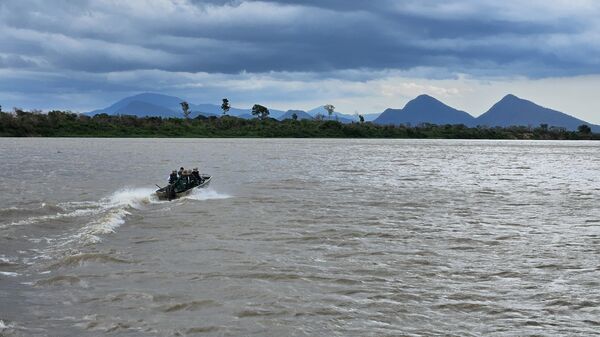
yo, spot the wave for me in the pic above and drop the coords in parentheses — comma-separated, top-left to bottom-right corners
(161, 300, 219, 312)
(7, 187, 232, 265)
(56, 188, 161, 245)
(50, 253, 133, 269)
(35, 275, 82, 286)
(0, 271, 19, 277)
(2, 187, 158, 230)
(185, 188, 231, 201)
(0, 320, 12, 330)
(0, 256, 18, 267)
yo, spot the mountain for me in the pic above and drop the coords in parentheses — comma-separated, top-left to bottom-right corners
(198, 104, 285, 119)
(84, 92, 598, 131)
(476, 94, 599, 131)
(278, 110, 314, 120)
(87, 93, 287, 119)
(112, 101, 179, 118)
(262, 108, 286, 119)
(361, 113, 381, 122)
(374, 94, 475, 126)
(306, 106, 355, 123)
(192, 103, 245, 117)
(87, 93, 218, 118)
(87, 93, 183, 117)
(238, 113, 254, 120)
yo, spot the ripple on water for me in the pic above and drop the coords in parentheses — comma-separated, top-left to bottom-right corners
(49, 253, 133, 269)
(161, 300, 220, 313)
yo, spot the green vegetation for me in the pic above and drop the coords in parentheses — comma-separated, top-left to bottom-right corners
(251, 104, 269, 120)
(578, 124, 592, 134)
(1, 109, 599, 139)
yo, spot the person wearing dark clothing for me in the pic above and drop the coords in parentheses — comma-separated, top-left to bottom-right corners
(192, 168, 202, 184)
(178, 167, 184, 178)
(168, 170, 178, 185)
(183, 170, 192, 186)
(174, 173, 186, 192)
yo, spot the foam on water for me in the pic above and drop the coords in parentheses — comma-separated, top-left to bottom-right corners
(57, 188, 160, 245)
(66, 187, 231, 244)
(0, 255, 19, 268)
(102, 187, 160, 208)
(185, 188, 231, 201)
(0, 271, 19, 277)
(10, 187, 232, 260)
(3, 188, 157, 229)
(3, 208, 105, 229)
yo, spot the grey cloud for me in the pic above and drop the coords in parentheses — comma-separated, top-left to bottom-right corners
(2, 0, 600, 111)
(1, 0, 598, 76)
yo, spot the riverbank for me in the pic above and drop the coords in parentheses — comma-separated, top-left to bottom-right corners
(1, 111, 598, 139)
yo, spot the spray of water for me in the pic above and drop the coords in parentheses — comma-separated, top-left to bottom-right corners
(9, 187, 231, 248)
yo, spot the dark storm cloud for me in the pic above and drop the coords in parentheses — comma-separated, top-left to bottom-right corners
(1, 0, 599, 77)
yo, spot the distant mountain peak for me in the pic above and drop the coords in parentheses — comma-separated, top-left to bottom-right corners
(374, 94, 475, 126)
(404, 94, 466, 114)
(414, 94, 437, 100)
(477, 94, 598, 131)
(131, 92, 177, 98)
(498, 94, 525, 103)
(406, 94, 447, 107)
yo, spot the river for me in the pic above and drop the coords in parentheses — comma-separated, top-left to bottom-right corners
(1, 138, 600, 336)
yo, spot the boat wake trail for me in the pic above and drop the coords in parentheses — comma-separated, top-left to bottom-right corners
(3, 187, 231, 248)
(66, 187, 160, 244)
(185, 188, 231, 201)
(2, 187, 232, 270)
(23, 188, 162, 247)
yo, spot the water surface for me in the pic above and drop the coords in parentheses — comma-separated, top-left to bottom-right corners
(1, 138, 600, 336)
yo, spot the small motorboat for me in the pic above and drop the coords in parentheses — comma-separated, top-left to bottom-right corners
(155, 174, 211, 201)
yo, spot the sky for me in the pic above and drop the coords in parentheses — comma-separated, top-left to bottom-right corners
(1, 0, 600, 122)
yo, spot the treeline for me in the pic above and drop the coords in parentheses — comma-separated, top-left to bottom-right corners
(1, 110, 599, 140)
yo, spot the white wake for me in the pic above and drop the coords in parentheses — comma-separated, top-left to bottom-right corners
(7, 187, 231, 247)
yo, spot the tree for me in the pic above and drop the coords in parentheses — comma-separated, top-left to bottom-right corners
(358, 114, 365, 123)
(221, 98, 230, 115)
(292, 112, 298, 121)
(251, 104, 270, 120)
(578, 124, 592, 134)
(324, 104, 335, 120)
(180, 101, 191, 119)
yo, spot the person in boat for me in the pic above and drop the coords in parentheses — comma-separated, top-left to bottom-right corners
(192, 168, 202, 184)
(184, 169, 193, 186)
(178, 167, 184, 178)
(168, 170, 178, 185)
(173, 171, 188, 192)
